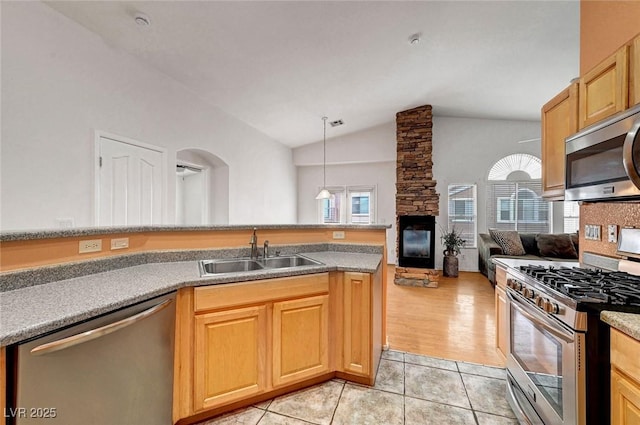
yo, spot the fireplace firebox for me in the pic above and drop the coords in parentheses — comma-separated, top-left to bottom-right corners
(398, 215, 436, 269)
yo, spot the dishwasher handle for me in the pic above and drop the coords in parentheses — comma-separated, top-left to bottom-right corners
(30, 298, 173, 356)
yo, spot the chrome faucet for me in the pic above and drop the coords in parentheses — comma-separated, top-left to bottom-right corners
(263, 240, 270, 259)
(249, 228, 258, 259)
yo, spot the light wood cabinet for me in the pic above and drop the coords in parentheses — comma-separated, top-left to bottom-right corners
(273, 295, 329, 387)
(194, 305, 268, 411)
(631, 35, 640, 107)
(541, 83, 578, 200)
(611, 328, 640, 425)
(579, 45, 629, 129)
(494, 265, 508, 360)
(342, 272, 372, 376)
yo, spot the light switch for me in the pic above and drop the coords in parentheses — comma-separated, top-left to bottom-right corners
(608, 225, 618, 243)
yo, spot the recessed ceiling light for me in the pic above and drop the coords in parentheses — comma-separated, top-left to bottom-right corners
(408, 33, 421, 45)
(134, 12, 151, 27)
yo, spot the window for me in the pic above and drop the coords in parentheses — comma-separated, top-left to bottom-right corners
(563, 201, 580, 233)
(487, 154, 550, 233)
(318, 186, 376, 225)
(319, 188, 345, 224)
(448, 184, 477, 247)
(348, 187, 375, 224)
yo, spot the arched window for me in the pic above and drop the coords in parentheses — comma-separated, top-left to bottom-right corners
(487, 154, 550, 232)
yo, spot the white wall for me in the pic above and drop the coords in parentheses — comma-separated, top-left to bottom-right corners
(1, 2, 296, 230)
(432, 116, 542, 271)
(294, 116, 550, 270)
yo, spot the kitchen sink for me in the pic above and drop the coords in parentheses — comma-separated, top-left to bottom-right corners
(199, 259, 264, 275)
(261, 255, 321, 268)
(198, 254, 322, 277)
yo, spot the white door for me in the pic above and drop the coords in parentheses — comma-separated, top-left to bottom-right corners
(97, 135, 164, 226)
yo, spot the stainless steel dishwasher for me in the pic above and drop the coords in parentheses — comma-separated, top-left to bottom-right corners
(11, 292, 175, 425)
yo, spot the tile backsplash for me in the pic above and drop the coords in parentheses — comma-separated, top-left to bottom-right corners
(580, 201, 640, 260)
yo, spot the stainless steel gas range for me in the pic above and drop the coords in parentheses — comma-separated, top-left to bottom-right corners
(501, 230, 640, 425)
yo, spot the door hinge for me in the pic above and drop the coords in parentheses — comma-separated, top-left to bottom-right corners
(99, 156, 103, 167)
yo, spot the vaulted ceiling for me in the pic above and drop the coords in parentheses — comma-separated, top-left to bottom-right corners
(45, 1, 580, 147)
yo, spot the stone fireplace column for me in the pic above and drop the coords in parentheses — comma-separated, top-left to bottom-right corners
(395, 105, 440, 287)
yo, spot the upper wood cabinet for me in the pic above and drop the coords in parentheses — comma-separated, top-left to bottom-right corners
(610, 328, 640, 425)
(579, 45, 629, 129)
(631, 34, 640, 107)
(541, 83, 578, 200)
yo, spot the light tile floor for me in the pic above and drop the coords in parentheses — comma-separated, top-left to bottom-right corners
(197, 350, 517, 425)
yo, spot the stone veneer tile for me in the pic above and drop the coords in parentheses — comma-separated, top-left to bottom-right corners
(332, 383, 404, 425)
(267, 380, 343, 425)
(405, 396, 476, 425)
(462, 374, 515, 418)
(373, 359, 405, 394)
(404, 363, 470, 409)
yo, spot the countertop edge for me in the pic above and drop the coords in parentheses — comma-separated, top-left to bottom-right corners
(601, 311, 640, 341)
(0, 251, 382, 346)
(1, 224, 391, 241)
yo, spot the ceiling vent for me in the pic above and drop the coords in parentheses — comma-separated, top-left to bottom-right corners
(329, 119, 344, 127)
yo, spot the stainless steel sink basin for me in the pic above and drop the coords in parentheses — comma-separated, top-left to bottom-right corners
(261, 255, 321, 268)
(198, 254, 322, 277)
(199, 259, 264, 275)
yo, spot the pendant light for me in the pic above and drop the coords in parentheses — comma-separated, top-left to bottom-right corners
(315, 116, 331, 200)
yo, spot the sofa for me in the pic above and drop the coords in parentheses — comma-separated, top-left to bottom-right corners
(478, 230, 579, 285)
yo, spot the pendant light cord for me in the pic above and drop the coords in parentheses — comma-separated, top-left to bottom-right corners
(322, 116, 327, 188)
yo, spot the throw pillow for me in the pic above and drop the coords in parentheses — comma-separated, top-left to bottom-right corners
(536, 234, 578, 259)
(489, 229, 526, 256)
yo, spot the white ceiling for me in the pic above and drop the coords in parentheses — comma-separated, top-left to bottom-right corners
(45, 1, 580, 148)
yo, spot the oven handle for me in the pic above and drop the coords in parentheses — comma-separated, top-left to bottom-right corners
(507, 378, 537, 425)
(507, 291, 574, 343)
(623, 116, 640, 190)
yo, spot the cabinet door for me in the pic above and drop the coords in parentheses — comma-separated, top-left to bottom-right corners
(611, 369, 640, 425)
(495, 285, 508, 360)
(631, 35, 640, 107)
(579, 45, 629, 129)
(273, 295, 329, 387)
(343, 272, 371, 375)
(194, 305, 267, 411)
(541, 83, 578, 200)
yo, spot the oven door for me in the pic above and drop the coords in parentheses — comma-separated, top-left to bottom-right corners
(506, 290, 585, 425)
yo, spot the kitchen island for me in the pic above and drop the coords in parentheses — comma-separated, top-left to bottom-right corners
(0, 224, 388, 424)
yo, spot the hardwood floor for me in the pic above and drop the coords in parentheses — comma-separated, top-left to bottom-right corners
(386, 266, 505, 367)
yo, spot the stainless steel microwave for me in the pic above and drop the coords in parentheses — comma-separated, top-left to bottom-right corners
(565, 103, 640, 201)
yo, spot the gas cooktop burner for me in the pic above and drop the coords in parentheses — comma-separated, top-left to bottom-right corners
(519, 265, 640, 306)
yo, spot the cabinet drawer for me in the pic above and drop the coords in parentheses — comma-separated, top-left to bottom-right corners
(495, 266, 507, 289)
(195, 273, 329, 312)
(611, 328, 640, 382)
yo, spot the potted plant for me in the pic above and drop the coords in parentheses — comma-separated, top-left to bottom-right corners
(440, 226, 465, 277)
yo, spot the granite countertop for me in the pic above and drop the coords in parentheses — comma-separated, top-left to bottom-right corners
(0, 251, 382, 346)
(1, 223, 391, 241)
(601, 311, 640, 341)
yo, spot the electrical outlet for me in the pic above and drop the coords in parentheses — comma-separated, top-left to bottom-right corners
(111, 237, 129, 250)
(608, 225, 618, 243)
(585, 224, 602, 241)
(333, 231, 345, 239)
(79, 239, 102, 253)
